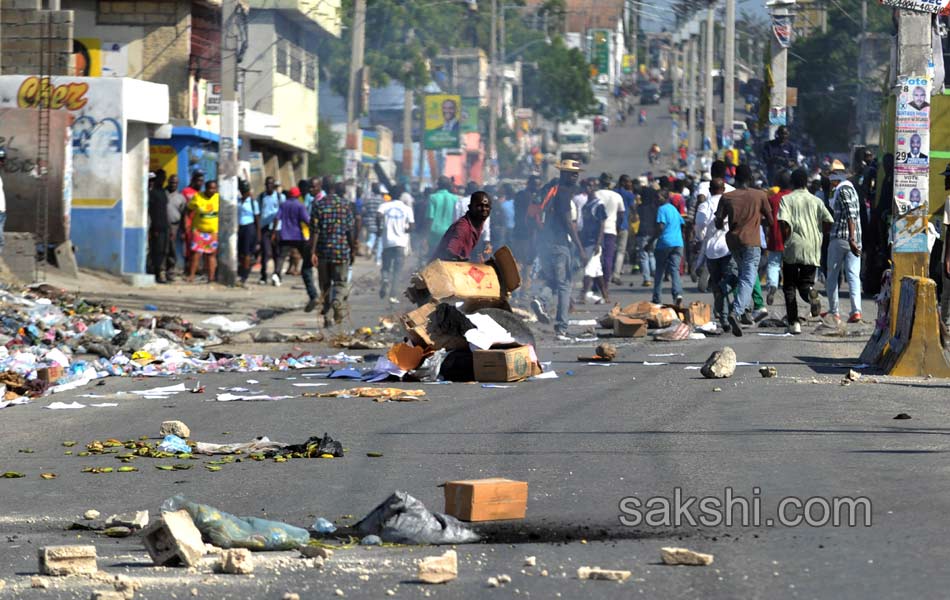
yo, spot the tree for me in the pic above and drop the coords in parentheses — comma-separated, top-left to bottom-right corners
(522, 36, 599, 120)
(310, 119, 344, 178)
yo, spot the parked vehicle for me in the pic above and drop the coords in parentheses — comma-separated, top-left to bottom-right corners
(557, 119, 594, 164)
(640, 83, 660, 105)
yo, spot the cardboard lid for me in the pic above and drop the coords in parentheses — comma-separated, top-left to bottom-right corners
(490, 246, 521, 294)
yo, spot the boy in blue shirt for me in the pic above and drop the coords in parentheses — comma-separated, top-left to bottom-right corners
(652, 192, 685, 305)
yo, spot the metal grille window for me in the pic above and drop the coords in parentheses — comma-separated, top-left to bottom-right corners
(276, 39, 288, 75)
(290, 44, 302, 83)
(305, 53, 317, 90)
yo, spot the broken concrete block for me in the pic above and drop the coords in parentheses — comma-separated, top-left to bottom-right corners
(759, 366, 777, 378)
(160, 420, 191, 438)
(524, 556, 536, 567)
(299, 546, 333, 559)
(31, 576, 49, 588)
(141, 510, 206, 567)
(106, 511, 149, 530)
(497, 574, 512, 584)
(660, 547, 714, 566)
(218, 548, 254, 574)
(700, 347, 737, 379)
(417, 549, 458, 584)
(38, 545, 98, 576)
(90, 592, 125, 600)
(283, 594, 301, 600)
(113, 574, 138, 599)
(577, 566, 631, 581)
(83, 509, 100, 520)
(595, 343, 617, 361)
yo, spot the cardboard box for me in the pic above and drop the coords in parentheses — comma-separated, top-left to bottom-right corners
(621, 301, 661, 320)
(406, 248, 521, 309)
(444, 478, 528, 522)
(402, 302, 437, 348)
(649, 307, 679, 328)
(473, 345, 541, 382)
(687, 302, 711, 326)
(613, 316, 647, 337)
(36, 365, 64, 384)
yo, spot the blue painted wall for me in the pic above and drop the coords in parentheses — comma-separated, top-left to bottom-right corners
(71, 201, 123, 273)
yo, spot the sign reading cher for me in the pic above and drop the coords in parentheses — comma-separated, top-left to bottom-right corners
(16, 76, 90, 111)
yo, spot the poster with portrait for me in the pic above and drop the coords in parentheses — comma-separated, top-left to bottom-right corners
(424, 94, 462, 150)
(893, 74, 932, 253)
(894, 171, 929, 216)
(895, 128, 930, 168)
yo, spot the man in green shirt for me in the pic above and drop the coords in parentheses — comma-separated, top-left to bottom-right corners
(427, 176, 458, 253)
(779, 168, 833, 334)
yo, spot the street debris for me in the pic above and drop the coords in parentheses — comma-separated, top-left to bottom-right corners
(417, 549, 458, 584)
(142, 509, 206, 567)
(200, 315, 255, 333)
(846, 369, 862, 382)
(162, 495, 310, 550)
(701, 347, 737, 379)
(759, 366, 777, 378)
(524, 556, 537, 567)
(660, 546, 715, 566)
(218, 548, 255, 574)
(38, 545, 98, 576)
(105, 510, 149, 530)
(312, 387, 427, 402)
(444, 478, 528, 521)
(84, 509, 101, 520)
(160, 420, 191, 438)
(353, 491, 480, 544)
(894, 413, 912, 420)
(577, 566, 631, 581)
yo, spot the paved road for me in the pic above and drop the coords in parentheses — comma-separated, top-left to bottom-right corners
(0, 113, 947, 599)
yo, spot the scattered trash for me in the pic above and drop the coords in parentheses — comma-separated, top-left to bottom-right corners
(481, 384, 513, 388)
(642, 361, 668, 366)
(212, 392, 294, 402)
(613, 316, 647, 338)
(595, 343, 617, 361)
(700, 347, 737, 379)
(201, 316, 255, 333)
(444, 478, 528, 522)
(653, 321, 691, 341)
(157, 435, 191, 454)
(312, 518, 337, 534)
(577, 566, 631, 581)
(759, 366, 777, 378)
(38, 545, 97, 576)
(162, 495, 310, 551)
(894, 413, 912, 420)
(846, 369, 862, 382)
(45, 401, 86, 410)
(105, 511, 149, 530)
(417, 549, 458, 584)
(353, 491, 480, 545)
(524, 556, 537, 567)
(360, 535, 383, 546)
(312, 387, 426, 402)
(660, 547, 714, 566)
(83, 510, 100, 521)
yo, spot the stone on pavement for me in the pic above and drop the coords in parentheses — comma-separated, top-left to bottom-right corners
(160, 420, 191, 438)
(219, 548, 254, 574)
(524, 556, 536, 567)
(113, 574, 139, 599)
(759, 366, 777, 378)
(31, 576, 50, 588)
(90, 592, 124, 600)
(660, 546, 714, 566)
(142, 510, 206, 567)
(38, 545, 97, 576)
(595, 343, 617, 361)
(576, 566, 631, 581)
(83, 509, 100, 520)
(701, 347, 737, 379)
(105, 510, 149, 530)
(299, 546, 333, 559)
(417, 549, 458, 584)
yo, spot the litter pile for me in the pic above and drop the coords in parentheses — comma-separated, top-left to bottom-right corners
(597, 300, 716, 341)
(0, 284, 362, 408)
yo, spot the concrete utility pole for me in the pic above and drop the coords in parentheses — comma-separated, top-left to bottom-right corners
(703, 3, 715, 156)
(687, 29, 698, 157)
(346, 0, 366, 194)
(723, 0, 735, 147)
(766, 0, 794, 138)
(488, 0, 498, 184)
(217, 0, 244, 286)
(631, 0, 638, 72)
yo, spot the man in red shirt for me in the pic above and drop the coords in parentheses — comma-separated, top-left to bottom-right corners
(431, 191, 492, 262)
(765, 170, 792, 305)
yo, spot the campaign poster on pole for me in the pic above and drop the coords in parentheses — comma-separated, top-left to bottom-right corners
(424, 94, 462, 150)
(892, 74, 931, 253)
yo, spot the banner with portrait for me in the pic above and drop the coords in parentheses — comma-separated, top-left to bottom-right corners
(893, 74, 932, 253)
(424, 94, 462, 150)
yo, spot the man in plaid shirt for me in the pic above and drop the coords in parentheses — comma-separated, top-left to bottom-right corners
(825, 166, 862, 323)
(311, 181, 357, 326)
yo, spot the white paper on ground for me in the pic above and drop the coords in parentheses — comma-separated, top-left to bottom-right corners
(684, 366, 702, 370)
(46, 401, 86, 409)
(758, 332, 792, 337)
(44, 348, 71, 368)
(246, 379, 260, 384)
(649, 353, 684, 357)
(736, 362, 760, 366)
(201, 315, 255, 333)
(291, 383, 330, 387)
(464, 313, 516, 350)
(213, 393, 293, 402)
(588, 362, 615, 366)
(569, 319, 599, 326)
(0, 397, 30, 409)
(643, 361, 668, 366)
(131, 383, 187, 396)
(529, 370, 558, 380)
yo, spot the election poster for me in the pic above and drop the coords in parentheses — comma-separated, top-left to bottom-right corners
(893, 74, 932, 253)
(424, 94, 462, 150)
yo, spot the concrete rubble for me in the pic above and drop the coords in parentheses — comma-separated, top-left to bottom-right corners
(38, 545, 98, 576)
(218, 548, 255, 574)
(417, 549, 458, 583)
(660, 546, 715, 566)
(701, 347, 737, 379)
(105, 510, 149, 530)
(576, 566, 632, 581)
(160, 420, 191, 438)
(141, 509, 206, 567)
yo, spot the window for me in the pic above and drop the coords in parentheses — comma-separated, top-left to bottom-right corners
(305, 53, 317, 90)
(276, 39, 288, 75)
(289, 44, 302, 82)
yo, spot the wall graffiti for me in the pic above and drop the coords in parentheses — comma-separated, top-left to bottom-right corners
(16, 76, 89, 111)
(71, 115, 122, 158)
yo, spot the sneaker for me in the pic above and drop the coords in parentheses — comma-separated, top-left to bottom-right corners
(271, 273, 281, 287)
(304, 298, 318, 313)
(848, 312, 862, 323)
(585, 291, 603, 304)
(258, 277, 268, 286)
(788, 321, 802, 334)
(766, 286, 776, 306)
(821, 311, 842, 325)
(642, 280, 653, 287)
(728, 313, 743, 337)
(753, 307, 770, 322)
(531, 297, 551, 324)
(740, 310, 754, 325)
(808, 289, 821, 317)
(611, 276, 623, 286)
(674, 295, 684, 308)
(555, 333, 572, 342)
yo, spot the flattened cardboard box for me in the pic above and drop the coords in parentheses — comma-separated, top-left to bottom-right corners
(444, 478, 528, 521)
(613, 316, 647, 337)
(473, 345, 541, 382)
(406, 248, 521, 309)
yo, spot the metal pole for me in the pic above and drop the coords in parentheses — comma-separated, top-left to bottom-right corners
(489, 0, 498, 184)
(346, 0, 366, 197)
(704, 4, 715, 156)
(217, 0, 243, 286)
(687, 32, 697, 157)
(768, 3, 789, 139)
(724, 0, 735, 147)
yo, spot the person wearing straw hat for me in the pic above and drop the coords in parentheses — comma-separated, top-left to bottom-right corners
(825, 160, 862, 324)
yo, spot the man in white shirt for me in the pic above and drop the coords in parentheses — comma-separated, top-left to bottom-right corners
(694, 178, 736, 329)
(593, 172, 625, 295)
(377, 194, 415, 303)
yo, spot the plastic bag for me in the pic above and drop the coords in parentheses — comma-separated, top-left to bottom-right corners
(86, 318, 117, 340)
(162, 494, 309, 551)
(353, 491, 479, 545)
(158, 435, 191, 454)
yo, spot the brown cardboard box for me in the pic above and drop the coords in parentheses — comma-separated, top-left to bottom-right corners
(472, 345, 541, 382)
(687, 302, 711, 326)
(406, 249, 521, 309)
(613, 316, 647, 337)
(36, 365, 64, 384)
(402, 302, 437, 348)
(649, 307, 679, 328)
(621, 301, 661, 319)
(444, 478, 528, 522)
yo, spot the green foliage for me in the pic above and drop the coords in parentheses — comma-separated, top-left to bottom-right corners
(788, 0, 892, 152)
(310, 119, 343, 178)
(522, 36, 599, 120)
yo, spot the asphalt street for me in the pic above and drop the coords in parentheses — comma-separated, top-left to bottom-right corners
(1, 104, 949, 599)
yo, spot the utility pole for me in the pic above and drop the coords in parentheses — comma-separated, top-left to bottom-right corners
(488, 0, 498, 184)
(346, 0, 366, 196)
(766, 0, 794, 139)
(703, 3, 715, 158)
(686, 27, 698, 159)
(723, 0, 735, 147)
(631, 0, 638, 73)
(217, 0, 244, 286)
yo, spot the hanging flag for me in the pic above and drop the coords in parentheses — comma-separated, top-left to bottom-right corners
(771, 14, 792, 48)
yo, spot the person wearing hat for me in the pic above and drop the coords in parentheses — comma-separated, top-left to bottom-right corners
(594, 172, 625, 295)
(272, 186, 319, 312)
(147, 170, 169, 283)
(236, 179, 261, 286)
(824, 162, 862, 324)
(0, 149, 6, 256)
(532, 159, 588, 338)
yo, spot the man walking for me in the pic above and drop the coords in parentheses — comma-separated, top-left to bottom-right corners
(273, 187, 319, 312)
(651, 188, 685, 305)
(427, 177, 457, 254)
(611, 174, 636, 285)
(311, 181, 356, 326)
(695, 178, 736, 329)
(363, 182, 384, 262)
(765, 170, 792, 304)
(147, 171, 169, 283)
(715, 164, 773, 336)
(165, 174, 187, 279)
(762, 126, 798, 186)
(825, 164, 863, 323)
(779, 168, 832, 334)
(259, 176, 285, 285)
(636, 178, 660, 286)
(378, 190, 414, 303)
(594, 173, 624, 296)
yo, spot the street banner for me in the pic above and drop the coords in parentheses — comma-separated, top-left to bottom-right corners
(460, 97, 479, 134)
(771, 14, 792, 48)
(589, 29, 610, 77)
(880, 0, 950, 15)
(424, 94, 461, 150)
(622, 54, 635, 74)
(892, 74, 932, 252)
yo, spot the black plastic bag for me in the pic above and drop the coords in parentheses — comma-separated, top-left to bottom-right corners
(272, 433, 344, 458)
(353, 491, 480, 545)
